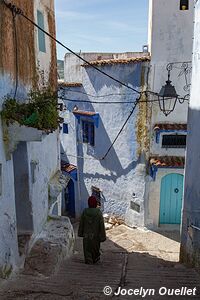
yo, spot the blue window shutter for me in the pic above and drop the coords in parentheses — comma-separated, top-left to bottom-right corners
(37, 10, 46, 53)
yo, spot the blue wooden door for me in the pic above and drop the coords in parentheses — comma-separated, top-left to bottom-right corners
(159, 173, 184, 224)
(65, 179, 75, 218)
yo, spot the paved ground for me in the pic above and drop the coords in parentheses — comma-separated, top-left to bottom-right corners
(0, 224, 200, 300)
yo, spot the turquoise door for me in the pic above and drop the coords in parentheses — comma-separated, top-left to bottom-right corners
(159, 173, 184, 224)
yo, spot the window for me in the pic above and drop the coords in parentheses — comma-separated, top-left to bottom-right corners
(0, 164, 2, 196)
(37, 10, 46, 52)
(82, 120, 95, 146)
(180, 0, 189, 10)
(162, 134, 186, 148)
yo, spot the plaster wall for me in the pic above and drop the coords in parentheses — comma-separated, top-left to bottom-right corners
(0, 0, 58, 277)
(148, 0, 194, 124)
(146, 0, 194, 228)
(34, 0, 56, 88)
(180, 0, 200, 268)
(0, 102, 18, 276)
(27, 131, 60, 235)
(64, 52, 149, 83)
(147, 168, 184, 228)
(62, 53, 150, 227)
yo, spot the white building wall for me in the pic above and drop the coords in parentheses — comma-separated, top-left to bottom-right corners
(64, 52, 149, 83)
(180, 0, 200, 267)
(0, 77, 28, 276)
(27, 131, 60, 235)
(148, 0, 194, 124)
(0, 0, 59, 277)
(146, 0, 194, 228)
(34, 0, 55, 84)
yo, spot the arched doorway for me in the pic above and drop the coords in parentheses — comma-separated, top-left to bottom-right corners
(159, 173, 184, 224)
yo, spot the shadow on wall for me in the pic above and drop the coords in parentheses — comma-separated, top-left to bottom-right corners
(60, 143, 69, 163)
(84, 63, 142, 92)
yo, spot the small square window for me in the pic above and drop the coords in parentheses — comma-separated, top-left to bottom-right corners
(82, 120, 95, 146)
(37, 10, 46, 52)
(180, 0, 189, 10)
(162, 134, 186, 148)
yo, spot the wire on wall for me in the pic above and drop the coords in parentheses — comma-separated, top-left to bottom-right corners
(58, 95, 182, 105)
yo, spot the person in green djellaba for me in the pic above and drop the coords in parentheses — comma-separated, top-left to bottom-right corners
(78, 196, 106, 264)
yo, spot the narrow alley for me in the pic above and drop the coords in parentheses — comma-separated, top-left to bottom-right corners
(0, 225, 199, 300)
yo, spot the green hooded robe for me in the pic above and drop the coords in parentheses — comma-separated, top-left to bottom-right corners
(78, 208, 106, 264)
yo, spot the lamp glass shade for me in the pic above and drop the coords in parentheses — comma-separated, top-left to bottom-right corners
(158, 80, 178, 116)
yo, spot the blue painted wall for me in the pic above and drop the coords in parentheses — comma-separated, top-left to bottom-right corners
(61, 55, 150, 227)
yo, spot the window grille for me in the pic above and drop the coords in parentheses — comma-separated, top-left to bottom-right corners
(82, 120, 95, 146)
(162, 134, 186, 148)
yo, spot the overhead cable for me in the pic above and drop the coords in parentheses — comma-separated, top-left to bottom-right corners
(101, 100, 139, 160)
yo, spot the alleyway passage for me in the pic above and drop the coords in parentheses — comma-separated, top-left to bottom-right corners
(0, 224, 200, 300)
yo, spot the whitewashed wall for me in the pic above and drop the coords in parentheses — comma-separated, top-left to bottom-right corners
(61, 53, 149, 227)
(34, 0, 55, 84)
(180, 0, 200, 267)
(146, 0, 194, 228)
(148, 0, 194, 124)
(27, 131, 60, 235)
(0, 77, 28, 277)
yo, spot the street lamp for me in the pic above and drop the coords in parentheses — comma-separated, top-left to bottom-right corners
(158, 64, 179, 116)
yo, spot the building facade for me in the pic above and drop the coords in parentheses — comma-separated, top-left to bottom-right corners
(146, 0, 194, 228)
(0, 0, 61, 278)
(60, 52, 150, 227)
(180, 0, 200, 268)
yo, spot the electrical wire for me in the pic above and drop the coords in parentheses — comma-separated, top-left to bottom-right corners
(58, 95, 186, 105)
(2, 0, 189, 105)
(59, 88, 139, 98)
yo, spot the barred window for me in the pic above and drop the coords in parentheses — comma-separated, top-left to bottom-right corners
(82, 120, 95, 146)
(162, 134, 186, 148)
